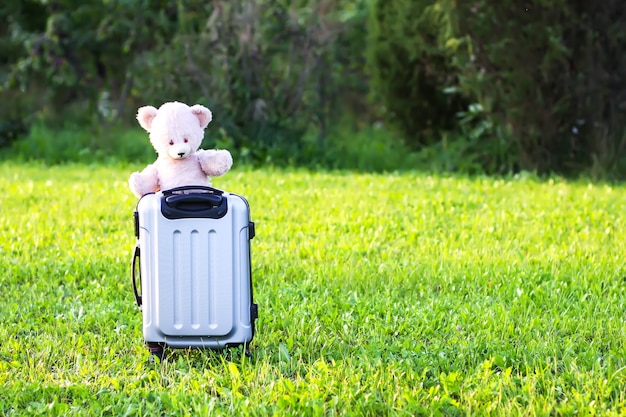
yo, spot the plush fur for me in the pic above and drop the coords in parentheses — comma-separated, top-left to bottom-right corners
(128, 101, 232, 198)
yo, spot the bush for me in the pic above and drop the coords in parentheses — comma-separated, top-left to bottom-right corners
(455, 0, 626, 175)
(0, 86, 43, 149)
(2, 0, 376, 166)
(130, 0, 372, 166)
(366, 0, 626, 177)
(367, 0, 467, 147)
(1, 121, 154, 164)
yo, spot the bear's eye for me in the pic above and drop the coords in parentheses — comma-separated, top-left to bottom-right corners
(169, 140, 174, 145)
(184, 138, 189, 143)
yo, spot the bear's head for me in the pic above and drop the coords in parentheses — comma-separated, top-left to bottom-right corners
(136, 101, 212, 160)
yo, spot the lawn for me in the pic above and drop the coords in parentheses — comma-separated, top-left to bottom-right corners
(1, 161, 625, 416)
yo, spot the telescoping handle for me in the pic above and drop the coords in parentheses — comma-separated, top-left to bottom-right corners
(160, 186, 228, 220)
(131, 245, 142, 308)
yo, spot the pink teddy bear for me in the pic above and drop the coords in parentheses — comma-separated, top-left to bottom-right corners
(128, 101, 233, 198)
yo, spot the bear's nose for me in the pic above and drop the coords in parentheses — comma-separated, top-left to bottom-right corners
(178, 152, 185, 157)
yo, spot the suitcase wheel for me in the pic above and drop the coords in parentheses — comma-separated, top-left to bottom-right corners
(148, 343, 165, 362)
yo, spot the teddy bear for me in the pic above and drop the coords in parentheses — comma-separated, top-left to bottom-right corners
(128, 101, 233, 198)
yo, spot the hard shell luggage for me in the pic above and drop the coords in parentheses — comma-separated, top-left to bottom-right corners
(131, 186, 258, 360)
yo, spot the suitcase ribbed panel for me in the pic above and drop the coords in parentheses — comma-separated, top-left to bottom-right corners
(159, 223, 234, 337)
(137, 191, 254, 349)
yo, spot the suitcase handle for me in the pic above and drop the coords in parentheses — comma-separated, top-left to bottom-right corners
(164, 193, 223, 209)
(132, 245, 142, 308)
(161, 188, 228, 220)
(162, 185, 223, 196)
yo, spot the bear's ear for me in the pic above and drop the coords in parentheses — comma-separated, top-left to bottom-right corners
(190, 105, 213, 129)
(137, 106, 158, 132)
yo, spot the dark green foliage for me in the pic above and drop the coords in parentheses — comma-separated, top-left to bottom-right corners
(366, 0, 626, 176)
(132, 0, 370, 165)
(0, 1, 46, 146)
(2, 0, 187, 126)
(455, 0, 626, 175)
(1, 0, 371, 166)
(4, 0, 626, 176)
(0, 117, 28, 148)
(0, 89, 34, 149)
(367, 0, 467, 147)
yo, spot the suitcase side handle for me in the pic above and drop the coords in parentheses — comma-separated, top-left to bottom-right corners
(132, 245, 142, 308)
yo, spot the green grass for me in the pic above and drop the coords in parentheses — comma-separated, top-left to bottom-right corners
(1, 161, 626, 416)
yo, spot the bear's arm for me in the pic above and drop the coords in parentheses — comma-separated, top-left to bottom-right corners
(128, 163, 159, 198)
(197, 149, 233, 177)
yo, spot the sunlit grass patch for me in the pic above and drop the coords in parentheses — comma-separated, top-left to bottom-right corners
(1, 162, 625, 415)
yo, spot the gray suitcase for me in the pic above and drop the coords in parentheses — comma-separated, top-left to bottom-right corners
(132, 186, 257, 360)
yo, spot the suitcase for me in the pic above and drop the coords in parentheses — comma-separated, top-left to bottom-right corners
(131, 186, 258, 360)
